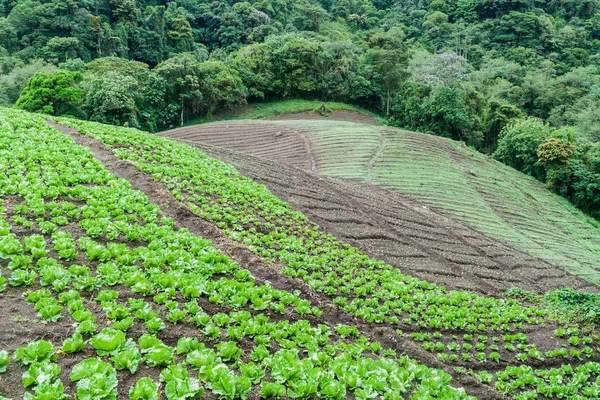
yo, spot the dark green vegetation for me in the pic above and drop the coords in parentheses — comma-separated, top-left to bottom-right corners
(2, 0, 600, 220)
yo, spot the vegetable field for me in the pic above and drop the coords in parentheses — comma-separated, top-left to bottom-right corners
(0, 109, 472, 399)
(3, 107, 600, 399)
(163, 119, 600, 287)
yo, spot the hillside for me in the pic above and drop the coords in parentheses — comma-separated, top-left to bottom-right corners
(162, 119, 600, 287)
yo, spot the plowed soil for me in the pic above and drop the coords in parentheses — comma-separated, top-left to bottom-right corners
(169, 139, 595, 296)
(163, 121, 315, 171)
(161, 120, 600, 292)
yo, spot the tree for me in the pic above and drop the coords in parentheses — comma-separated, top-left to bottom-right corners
(410, 52, 469, 88)
(154, 53, 204, 126)
(420, 86, 480, 146)
(537, 137, 576, 193)
(155, 54, 247, 125)
(41, 37, 82, 63)
(0, 17, 18, 52)
(369, 45, 408, 115)
(493, 117, 550, 180)
(195, 60, 247, 119)
(14, 70, 85, 117)
(0, 60, 55, 106)
(483, 100, 522, 152)
(83, 72, 139, 128)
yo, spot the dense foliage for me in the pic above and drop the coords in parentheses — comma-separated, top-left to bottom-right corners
(2, 0, 600, 215)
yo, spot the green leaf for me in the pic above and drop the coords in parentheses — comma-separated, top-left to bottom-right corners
(23, 380, 67, 400)
(22, 362, 61, 388)
(70, 358, 118, 400)
(216, 341, 242, 362)
(0, 350, 10, 373)
(129, 377, 159, 400)
(111, 339, 142, 374)
(62, 333, 85, 354)
(143, 344, 174, 367)
(89, 328, 126, 356)
(260, 382, 286, 398)
(15, 341, 57, 366)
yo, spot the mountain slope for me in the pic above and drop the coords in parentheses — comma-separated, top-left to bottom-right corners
(162, 119, 600, 286)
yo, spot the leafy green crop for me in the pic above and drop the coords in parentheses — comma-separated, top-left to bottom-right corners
(22, 362, 61, 388)
(111, 339, 142, 373)
(160, 364, 204, 399)
(70, 358, 118, 400)
(62, 333, 85, 354)
(0, 109, 477, 399)
(0, 350, 10, 373)
(129, 377, 159, 400)
(89, 328, 126, 356)
(15, 341, 57, 366)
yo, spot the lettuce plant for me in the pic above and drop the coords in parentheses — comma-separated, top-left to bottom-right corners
(160, 364, 204, 400)
(110, 339, 142, 373)
(0, 350, 10, 373)
(70, 358, 118, 400)
(129, 377, 159, 400)
(22, 362, 61, 388)
(89, 328, 126, 356)
(15, 341, 57, 366)
(62, 333, 85, 354)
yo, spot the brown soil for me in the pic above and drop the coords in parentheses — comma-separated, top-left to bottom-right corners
(43, 122, 504, 399)
(162, 121, 315, 171)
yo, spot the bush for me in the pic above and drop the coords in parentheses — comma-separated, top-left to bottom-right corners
(14, 70, 85, 117)
(493, 117, 550, 180)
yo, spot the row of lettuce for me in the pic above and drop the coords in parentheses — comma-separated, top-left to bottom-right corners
(0, 108, 471, 399)
(51, 113, 600, 398)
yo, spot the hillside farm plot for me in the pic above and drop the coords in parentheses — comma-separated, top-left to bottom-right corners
(0, 109, 474, 399)
(49, 113, 600, 398)
(189, 141, 592, 295)
(162, 121, 315, 171)
(163, 119, 600, 287)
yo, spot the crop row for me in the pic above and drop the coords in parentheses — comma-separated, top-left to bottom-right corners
(52, 116, 600, 398)
(0, 108, 471, 398)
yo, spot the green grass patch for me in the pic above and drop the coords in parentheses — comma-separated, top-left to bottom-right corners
(183, 99, 384, 126)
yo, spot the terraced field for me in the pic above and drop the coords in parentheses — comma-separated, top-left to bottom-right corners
(163, 119, 600, 287)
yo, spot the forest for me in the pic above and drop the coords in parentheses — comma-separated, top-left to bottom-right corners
(1, 0, 600, 218)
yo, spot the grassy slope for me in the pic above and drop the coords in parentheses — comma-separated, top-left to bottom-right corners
(183, 100, 384, 126)
(265, 120, 600, 285)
